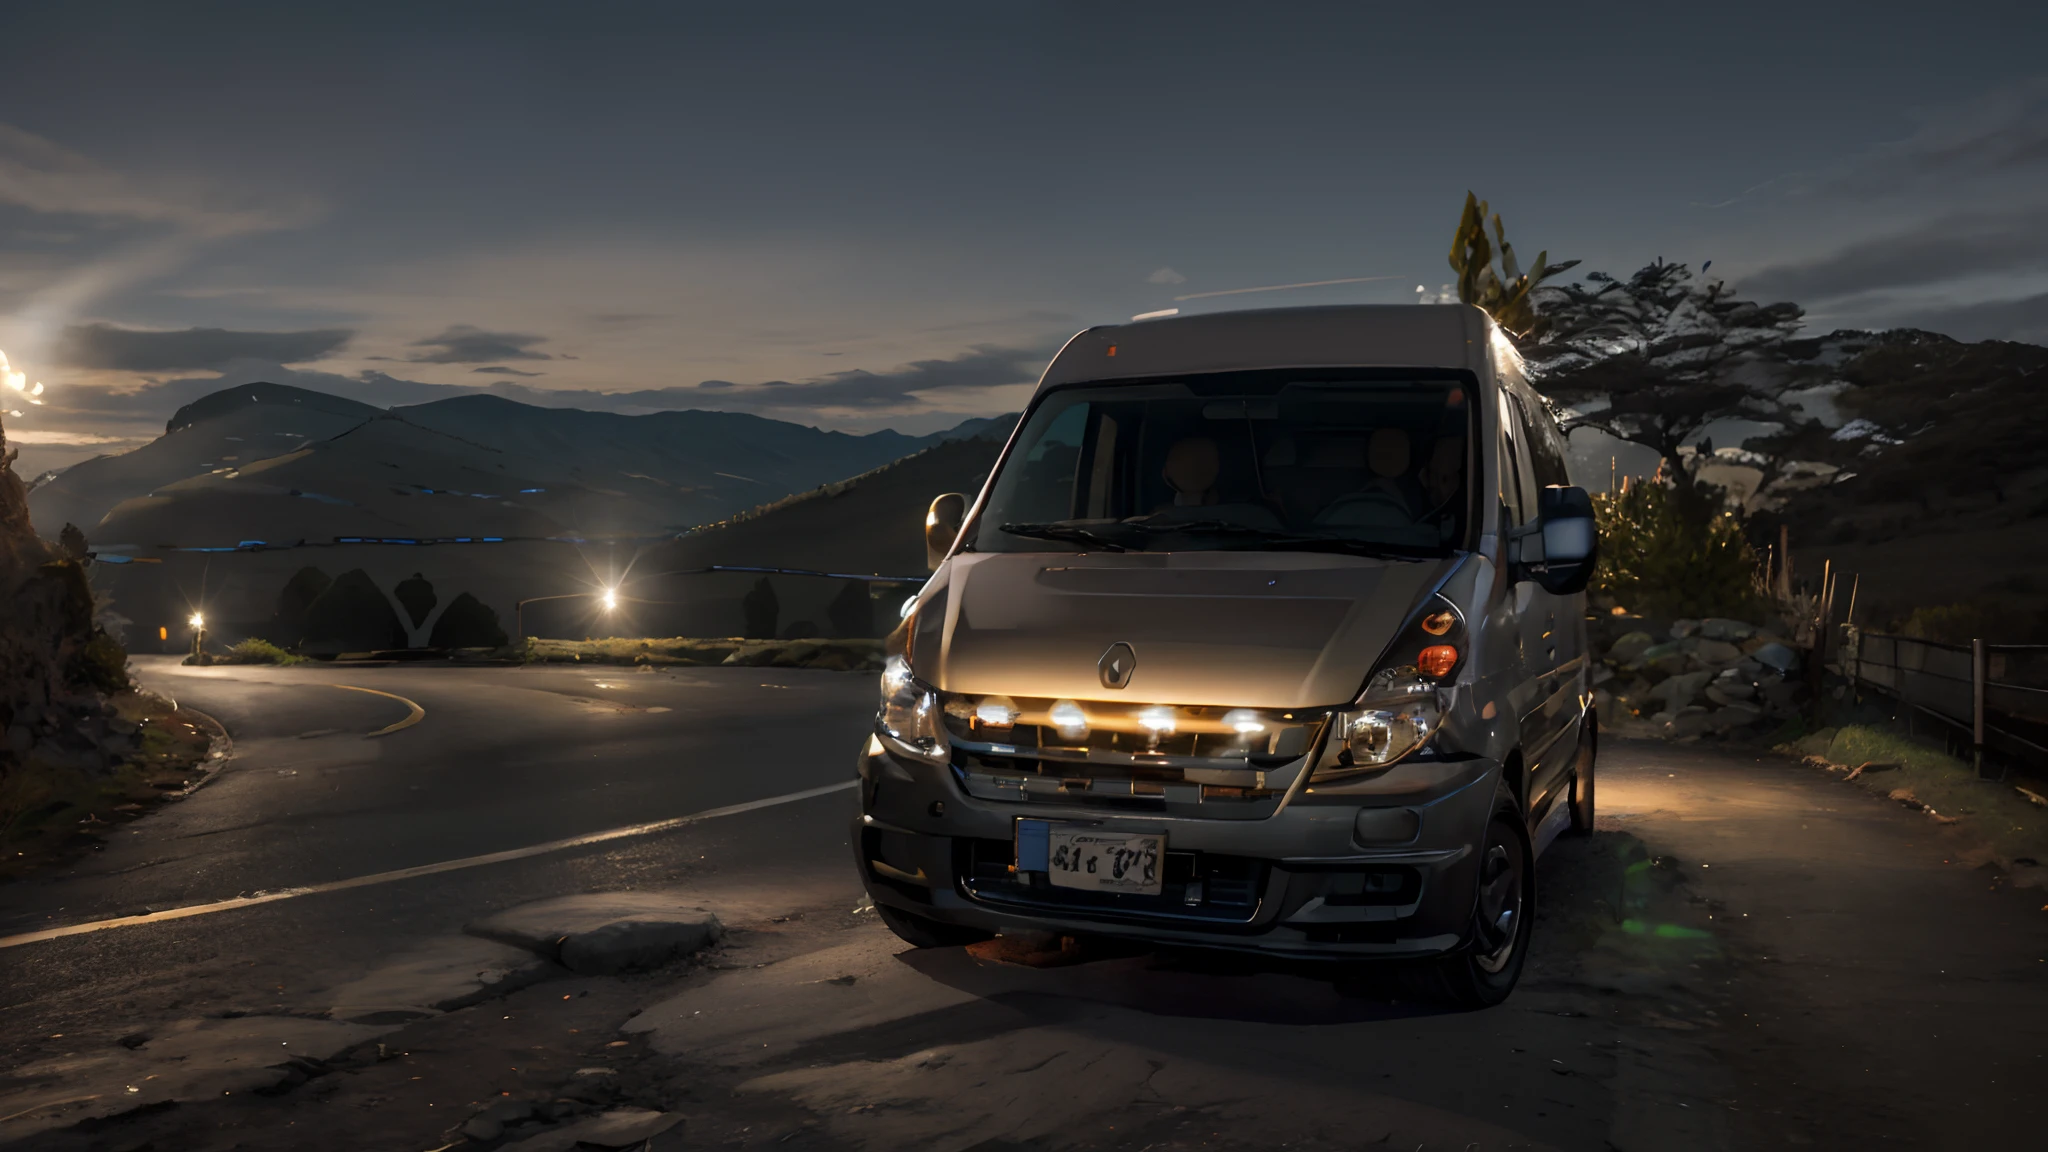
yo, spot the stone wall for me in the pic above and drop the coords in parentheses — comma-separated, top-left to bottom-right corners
(1593, 614, 1807, 741)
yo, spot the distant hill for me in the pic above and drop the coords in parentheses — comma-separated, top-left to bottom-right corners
(30, 383, 381, 536)
(614, 428, 1011, 639)
(56, 379, 1018, 651)
(32, 383, 991, 541)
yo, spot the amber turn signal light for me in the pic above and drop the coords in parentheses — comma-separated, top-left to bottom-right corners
(1418, 644, 1459, 678)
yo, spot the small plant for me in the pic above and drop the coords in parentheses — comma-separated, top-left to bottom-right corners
(226, 637, 305, 665)
(73, 630, 131, 692)
(1447, 192, 1578, 337)
(1592, 479, 1764, 620)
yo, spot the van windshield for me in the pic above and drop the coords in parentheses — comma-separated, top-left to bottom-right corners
(970, 370, 1475, 557)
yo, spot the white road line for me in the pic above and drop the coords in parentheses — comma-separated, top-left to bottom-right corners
(0, 780, 857, 950)
(331, 683, 426, 735)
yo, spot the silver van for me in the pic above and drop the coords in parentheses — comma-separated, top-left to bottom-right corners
(854, 304, 1597, 1007)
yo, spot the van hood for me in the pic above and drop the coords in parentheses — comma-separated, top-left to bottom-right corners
(921, 550, 1451, 710)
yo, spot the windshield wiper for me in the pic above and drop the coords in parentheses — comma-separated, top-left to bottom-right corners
(1122, 519, 1429, 560)
(997, 522, 1128, 552)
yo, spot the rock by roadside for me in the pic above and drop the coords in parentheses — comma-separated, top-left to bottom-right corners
(1590, 614, 1808, 743)
(468, 891, 724, 976)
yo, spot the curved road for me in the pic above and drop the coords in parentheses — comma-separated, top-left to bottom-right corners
(0, 658, 2043, 1150)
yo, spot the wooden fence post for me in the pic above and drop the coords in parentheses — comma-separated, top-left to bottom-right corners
(1972, 638, 1988, 778)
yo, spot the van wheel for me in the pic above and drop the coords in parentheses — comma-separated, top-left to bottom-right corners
(1406, 813, 1534, 1009)
(876, 904, 992, 949)
(1567, 715, 1596, 836)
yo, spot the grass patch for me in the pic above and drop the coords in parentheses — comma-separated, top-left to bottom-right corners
(1786, 723, 2048, 870)
(0, 691, 221, 880)
(516, 636, 884, 672)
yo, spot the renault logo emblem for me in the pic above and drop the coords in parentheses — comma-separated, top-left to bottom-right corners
(1098, 642, 1136, 690)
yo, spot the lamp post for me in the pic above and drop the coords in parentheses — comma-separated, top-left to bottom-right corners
(188, 612, 206, 659)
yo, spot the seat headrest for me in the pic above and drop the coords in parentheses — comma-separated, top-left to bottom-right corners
(1368, 428, 1411, 478)
(1162, 437, 1220, 502)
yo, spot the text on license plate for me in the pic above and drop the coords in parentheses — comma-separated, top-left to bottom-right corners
(1017, 820, 1163, 895)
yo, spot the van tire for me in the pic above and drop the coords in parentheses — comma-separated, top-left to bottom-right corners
(1567, 714, 1596, 836)
(876, 904, 992, 949)
(1406, 811, 1534, 1010)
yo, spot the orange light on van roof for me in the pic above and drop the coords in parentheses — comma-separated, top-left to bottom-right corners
(1106, 345, 1117, 356)
(1418, 645, 1459, 678)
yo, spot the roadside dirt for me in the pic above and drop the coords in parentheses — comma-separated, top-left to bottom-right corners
(0, 692, 227, 882)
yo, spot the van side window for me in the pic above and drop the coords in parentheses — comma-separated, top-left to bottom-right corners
(1006, 402, 1088, 522)
(1516, 392, 1572, 490)
(1497, 392, 1539, 527)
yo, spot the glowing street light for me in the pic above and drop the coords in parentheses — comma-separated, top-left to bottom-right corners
(188, 611, 206, 659)
(515, 587, 627, 640)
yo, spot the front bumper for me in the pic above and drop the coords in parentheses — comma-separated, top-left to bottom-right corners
(853, 737, 1502, 959)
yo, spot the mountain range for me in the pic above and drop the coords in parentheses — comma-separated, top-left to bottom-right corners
(40, 382, 1013, 651)
(29, 382, 998, 546)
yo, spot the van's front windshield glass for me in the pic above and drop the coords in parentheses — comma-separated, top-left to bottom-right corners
(970, 370, 1475, 557)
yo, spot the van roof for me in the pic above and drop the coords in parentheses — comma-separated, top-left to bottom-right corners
(1039, 303, 1498, 391)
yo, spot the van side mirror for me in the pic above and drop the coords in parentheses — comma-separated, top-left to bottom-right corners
(1529, 485, 1597, 595)
(925, 492, 967, 571)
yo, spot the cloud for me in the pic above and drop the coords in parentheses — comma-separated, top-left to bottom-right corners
(1834, 77, 2048, 196)
(54, 323, 354, 372)
(1147, 267, 1187, 284)
(408, 324, 551, 363)
(0, 428, 145, 446)
(731, 342, 1051, 409)
(0, 123, 310, 238)
(471, 365, 545, 377)
(1738, 207, 2048, 303)
(32, 341, 1055, 448)
(1878, 291, 2048, 344)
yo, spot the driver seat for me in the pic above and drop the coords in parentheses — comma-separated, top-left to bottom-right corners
(1162, 437, 1220, 506)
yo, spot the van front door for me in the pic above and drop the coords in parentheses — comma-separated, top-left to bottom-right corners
(1497, 390, 1571, 818)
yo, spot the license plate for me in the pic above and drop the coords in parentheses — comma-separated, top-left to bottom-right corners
(1016, 820, 1163, 895)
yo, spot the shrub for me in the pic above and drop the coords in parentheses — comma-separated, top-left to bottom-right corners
(225, 637, 304, 665)
(1896, 598, 2048, 644)
(74, 630, 130, 692)
(1592, 480, 1763, 620)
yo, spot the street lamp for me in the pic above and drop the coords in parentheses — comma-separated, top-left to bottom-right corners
(188, 612, 206, 659)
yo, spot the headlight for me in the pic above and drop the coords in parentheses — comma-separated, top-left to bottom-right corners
(1312, 667, 1442, 780)
(877, 655, 948, 764)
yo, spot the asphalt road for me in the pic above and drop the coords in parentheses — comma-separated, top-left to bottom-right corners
(0, 658, 2043, 1150)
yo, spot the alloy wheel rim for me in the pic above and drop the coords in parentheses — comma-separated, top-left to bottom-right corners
(1473, 837, 1522, 974)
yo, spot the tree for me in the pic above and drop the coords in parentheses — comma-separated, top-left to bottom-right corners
(300, 569, 407, 654)
(57, 522, 87, 561)
(1448, 192, 1579, 337)
(429, 592, 507, 648)
(1526, 261, 1804, 508)
(825, 579, 875, 639)
(268, 567, 332, 649)
(393, 572, 437, 630)
(742, 578, 779, 639)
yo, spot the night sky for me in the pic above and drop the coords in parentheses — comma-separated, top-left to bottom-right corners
(3, 0, 2044, 474)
